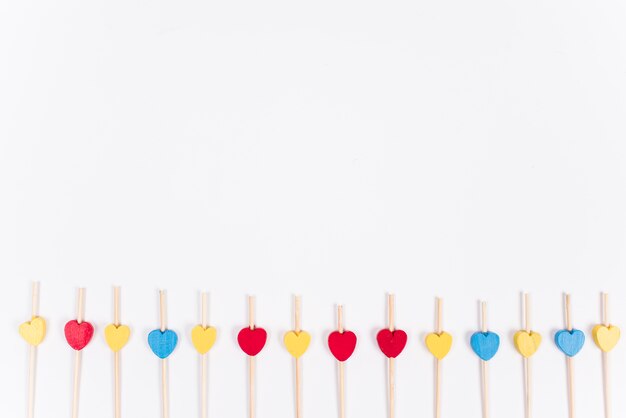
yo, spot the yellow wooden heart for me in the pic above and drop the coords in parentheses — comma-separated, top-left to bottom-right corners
(191, 325, 217, 354)
(513, 331, 542, 358)
(593, 325, 620, 352)
(284, 330, 311, 358)
(104, 324, 131, 352)
(19, 317, 46, 346)
(425, 332, 453, 360)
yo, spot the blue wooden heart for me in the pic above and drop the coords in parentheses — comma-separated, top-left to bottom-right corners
(470, 331, 500, 361)
(148, 329, 178, 359)
(554, 329, 585, 357)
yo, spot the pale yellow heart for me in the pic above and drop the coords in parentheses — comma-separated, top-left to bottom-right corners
(191, 325, 217, 354)
(593, 325, 620, 352)
(19, 317, 47, 346)
(104, 324, 131, 352)
(425, 332, 453, 360)
(514, 331, 542, 358)
(284, 330, 311, 358)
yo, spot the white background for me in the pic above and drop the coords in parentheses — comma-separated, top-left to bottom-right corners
(1, 1, 626, 417)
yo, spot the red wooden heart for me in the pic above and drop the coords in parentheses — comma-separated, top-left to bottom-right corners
(376, 329, 407, 358)
(328, 330, 357, 361)
(64, 320, 94, 351)
(237, 327, 267, 356)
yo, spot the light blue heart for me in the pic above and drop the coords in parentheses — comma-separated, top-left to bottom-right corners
(554, 329, 585, 357)
(148, 329, 178, 359)
(470, 331, 500, 361)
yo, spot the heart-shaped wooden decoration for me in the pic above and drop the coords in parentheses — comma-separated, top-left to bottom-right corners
(237, 327, 267, 356)
(470, 331, 500, 361)
(376, 329, 407, 358)
(19, 317, 47, 346)
(64, 320, 94, 351)
(592, 325, 620, 352)
(425, 331, 453, 360)
(554, 329, 585, 357)
(104, 324, 131, 352)
(148, 329, 179, 359)
(284, 330, 311, 358)
(513, 331, 542, 358)
(328, 330, 357, 362)
(191, 325, 217, 355)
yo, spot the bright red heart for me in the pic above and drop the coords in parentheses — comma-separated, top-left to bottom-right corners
(64, 320, 94, 351)
(376, 329, 407, 358)
(328, 330, 357, 361)
(237, 327, 267, 356)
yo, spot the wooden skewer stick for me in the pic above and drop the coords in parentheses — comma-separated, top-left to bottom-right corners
(387, 294, 395, 418)
(480, 301, 489, 418)
(249, 296, 256, 418)
(294, 296, 303, 418)
(435, 297, 442, 418)
(564, 294, 574, 418)
(337, 305, 345, 418)
(522, 293, 532, 418)
(72, 288, 85, 418)
(160, 290, 169, 418)
(114, 287, 121, 418)
(601, 293, 611, 418)
(201, 292, 208, 418)
(27, 282, 40, 418)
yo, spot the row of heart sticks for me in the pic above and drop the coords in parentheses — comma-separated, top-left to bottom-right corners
(19, 285, 619, 418)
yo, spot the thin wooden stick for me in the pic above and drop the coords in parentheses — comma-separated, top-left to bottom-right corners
(435, 297, 442, 418)
(436, 298, 442, 334)
(523, 294, 530, 332)
(28, 344, 37, 418)
(249, 296, 255, 330)
(201, 292, 208, 418)
(201, 351, 207, 418)
(566, 356, 574, 418)
(159, 292, 166, 331)
(337, 305, 345, 418)
(72, 288, 85, 418)
(602, 293, 611, 418)
(77, 289, 85, 324)
(480, 361, 488, 418)
(162, 360, 169, 418)
(435, 359, 441, 418)
(387, 294, 395, 418)
(249, 296, 255, 418)
(480, 301, 489, 418)
(294, 296, 303, 418)
(160, 290, 169, 418)
(114, 287, 121, 418)
(27, 282, 40, 418)
(564, 294, 574, 418)
(523, 359, 530, 418)
(388, 295, 395, 331)
(295, 296, 302, 332)
(522, 293, 532, 418)
(481, 302, 487, 333)
(338, 305, 344, 333)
